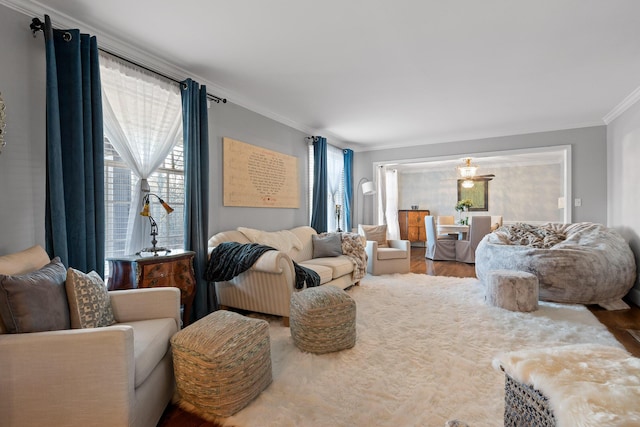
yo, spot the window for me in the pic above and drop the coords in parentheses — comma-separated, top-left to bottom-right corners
(100, 51, 184, 277)
(104, 138, 184, 275)
(308, 143, 346, 232)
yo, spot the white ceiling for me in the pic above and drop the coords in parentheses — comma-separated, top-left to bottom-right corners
(7, 0, 640, 150)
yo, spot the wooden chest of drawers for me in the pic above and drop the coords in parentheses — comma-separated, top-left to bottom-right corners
(398, 209, 430, 245)
(107, 250, 196, 326)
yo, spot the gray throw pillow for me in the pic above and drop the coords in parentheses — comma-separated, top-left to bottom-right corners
(312, 233, 343, 258)
(66, 267, 116, 329)
(0, 257, 70, 333)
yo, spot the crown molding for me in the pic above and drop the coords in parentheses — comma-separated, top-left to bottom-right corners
(603, 85, 640, 124)
(354, 120, 604, 153)
(0, 0, 346, 145)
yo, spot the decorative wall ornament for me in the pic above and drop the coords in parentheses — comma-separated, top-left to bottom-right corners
(223, 137, 299, 208)
(0, 92, 6, 154)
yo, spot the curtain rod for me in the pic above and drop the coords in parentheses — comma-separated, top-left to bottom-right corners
(29, 17, 227, 104)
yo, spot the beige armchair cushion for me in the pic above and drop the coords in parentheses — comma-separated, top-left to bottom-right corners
(359, 224, 389, 248)
(0, 245, 50, 276)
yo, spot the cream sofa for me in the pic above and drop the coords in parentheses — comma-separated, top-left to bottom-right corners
(0, 245, 181, 427)
(207, 226, 366, 325)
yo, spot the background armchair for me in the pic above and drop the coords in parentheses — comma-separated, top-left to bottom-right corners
(358, 224, 411, 275)
(0, 245, 180, 427)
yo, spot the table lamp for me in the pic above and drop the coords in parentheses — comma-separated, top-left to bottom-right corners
(137, 193, 174, 255)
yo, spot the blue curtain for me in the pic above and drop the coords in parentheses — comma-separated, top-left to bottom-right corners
(181, 79, 211, 320)
(43, 15, 105, 275)
(310, 137, 328, 233)
(343, 149, 354, 232)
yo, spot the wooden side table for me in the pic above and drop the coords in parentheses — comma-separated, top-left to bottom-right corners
(107, 249, 196, 326)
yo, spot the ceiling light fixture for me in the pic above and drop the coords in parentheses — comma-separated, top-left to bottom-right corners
(461, 179, 475, 189)
(458, 158, 478, 178)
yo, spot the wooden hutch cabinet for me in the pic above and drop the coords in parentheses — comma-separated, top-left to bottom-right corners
(398, 209, 430, 246)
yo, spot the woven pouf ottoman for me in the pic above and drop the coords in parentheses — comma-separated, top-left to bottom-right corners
(170, 310, 272, 418)
(290, 285, 356, 354)
(485, 270, 539, 312)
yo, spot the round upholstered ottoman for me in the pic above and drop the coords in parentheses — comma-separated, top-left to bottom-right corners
(290, 285, 356, 354)
(170, 310, 272, 418)
(485, 270, 539, 312)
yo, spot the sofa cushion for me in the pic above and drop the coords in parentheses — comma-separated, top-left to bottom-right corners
(238, 227, 303, 252)
(66, 268, 117, 329)
(312, 233, 343, 258)
(120, 318, 178, 388)
(377, 248, 409, 260)
(0, 257, 69, 333)
(359, 224, 389, 248)
(303, 256, 353, 279)
(298, 262, 333, 284)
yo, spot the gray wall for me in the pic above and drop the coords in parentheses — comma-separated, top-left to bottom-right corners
(608, 100, 640, 305)
(355, 126, 607, 225)
(207, 101, 310, 234)
(0, 7, 47, 254)
(0, 4, 311, 256)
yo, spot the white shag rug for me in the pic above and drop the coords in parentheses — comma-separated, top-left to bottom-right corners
(222, 273, 622, 427)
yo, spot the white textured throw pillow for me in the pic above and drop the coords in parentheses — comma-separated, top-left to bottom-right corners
(66, 267, 116, 329)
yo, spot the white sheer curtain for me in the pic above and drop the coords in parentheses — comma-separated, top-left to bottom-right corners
(100, 52, 183, 254)
(376, 166, 400, 239)
(376, 165, 386, 225)
(327, 144, 344, 232)
(385, 169, 400, 239)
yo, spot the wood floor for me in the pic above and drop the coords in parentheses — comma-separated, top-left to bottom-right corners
(157, 245, 640, 426)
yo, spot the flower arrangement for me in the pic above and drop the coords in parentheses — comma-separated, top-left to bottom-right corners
(455, 199, 473, 225)
(455, 199, 473, 212)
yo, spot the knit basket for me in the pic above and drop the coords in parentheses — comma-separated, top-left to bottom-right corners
(170, 310, 272, 418)
(290, 285, 356, 354)
(504, 373, 556, 426)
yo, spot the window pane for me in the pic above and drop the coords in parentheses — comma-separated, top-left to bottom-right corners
(104, 137, 184, 276)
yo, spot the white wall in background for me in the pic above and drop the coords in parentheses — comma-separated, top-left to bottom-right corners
(399, 162, 563, 223)
(608, 98, 640, 305)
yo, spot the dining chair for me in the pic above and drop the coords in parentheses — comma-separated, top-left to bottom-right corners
(436, 215, 457, 239)
(455, 216, 492, 263)
(425, 216, 456, 261)
(490, 215, 503, 231)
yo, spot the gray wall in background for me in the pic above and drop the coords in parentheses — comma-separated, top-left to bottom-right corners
(355, 126, 607, 225)
(0, 7, 47, 254)
(399, 163, 563, 223)
(208, 102, 310, 235)
(607, 100, 640, 305)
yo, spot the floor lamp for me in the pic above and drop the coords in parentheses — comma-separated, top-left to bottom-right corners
(354, 178, 376, 230)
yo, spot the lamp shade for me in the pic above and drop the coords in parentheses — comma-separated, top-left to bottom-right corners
(362, 181, 376, 195)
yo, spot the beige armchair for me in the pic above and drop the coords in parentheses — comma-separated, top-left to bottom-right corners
(358, 224, 411, 275)
(0, 246, 181, 427)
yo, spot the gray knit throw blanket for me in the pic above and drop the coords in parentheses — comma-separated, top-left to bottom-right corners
(205, 242, 320, 289)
